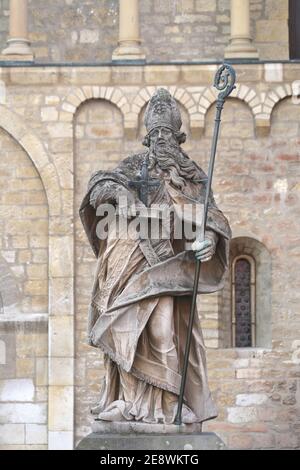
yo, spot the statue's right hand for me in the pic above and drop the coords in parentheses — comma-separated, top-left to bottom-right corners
(191, 238, 216, 263)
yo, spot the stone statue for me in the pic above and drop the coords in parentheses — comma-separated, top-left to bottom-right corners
(80, 88, 231, 426)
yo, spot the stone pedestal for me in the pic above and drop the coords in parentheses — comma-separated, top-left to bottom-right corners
(77, 421, 226, 450)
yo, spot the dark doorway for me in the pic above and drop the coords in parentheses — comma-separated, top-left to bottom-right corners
(289, 0, 300, 59)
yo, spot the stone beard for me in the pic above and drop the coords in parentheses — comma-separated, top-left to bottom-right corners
(149, 136, 203, 190)
(79, 88, 231, 425)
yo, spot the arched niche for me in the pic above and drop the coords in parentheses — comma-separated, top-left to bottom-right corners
(219, 237, 272, 349)
(73, 98, 124, 446)
(0, 127, 49, 315)
(271, 96, 300, 141)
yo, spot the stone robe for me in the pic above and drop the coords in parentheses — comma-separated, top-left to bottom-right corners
(79, 152, 231, 424)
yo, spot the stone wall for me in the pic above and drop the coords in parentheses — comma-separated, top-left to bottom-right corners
(74, 100, 125, 439)
(0, 63, 299, 449)
(0, 121, 49, 449)
(0, 128, 48, 315)
(0, 0, 290, 62)
(0, 319, 48, 449)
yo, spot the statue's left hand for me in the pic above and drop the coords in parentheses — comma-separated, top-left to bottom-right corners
(191, 235, 217, 263)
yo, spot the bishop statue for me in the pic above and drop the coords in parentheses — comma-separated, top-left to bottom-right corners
(80, 88, 231, 425)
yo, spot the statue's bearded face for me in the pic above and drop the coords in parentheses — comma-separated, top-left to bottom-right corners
(149, 126, 178, 152)
(147, 126, 202, 190)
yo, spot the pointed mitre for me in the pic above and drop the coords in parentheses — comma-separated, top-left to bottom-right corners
(144, 88, 182, 134)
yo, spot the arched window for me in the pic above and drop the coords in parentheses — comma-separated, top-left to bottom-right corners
(232, 256, 256, 348)
(218, 237, 271, 349)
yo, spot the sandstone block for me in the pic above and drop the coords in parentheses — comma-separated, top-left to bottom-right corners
(0, 403, 47, 424)
(227, 407, 258, 424)
(25, 424, 47, 445)
(0, 379, 34, 402)
(236, 394, 268, 407)
(0, 424, 25, 445)
(48, 386, 74, 432)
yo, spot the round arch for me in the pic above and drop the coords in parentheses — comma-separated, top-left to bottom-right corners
(229, 237, 272, 349)
(0, 106, 61, 216)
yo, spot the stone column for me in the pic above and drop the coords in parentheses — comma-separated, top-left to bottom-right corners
(112, 0, 145, 61)
(225, 0, 259, 59)
(1, 0, 34, 60)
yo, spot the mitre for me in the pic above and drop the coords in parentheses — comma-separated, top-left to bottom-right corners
(144, 88, 182, 134)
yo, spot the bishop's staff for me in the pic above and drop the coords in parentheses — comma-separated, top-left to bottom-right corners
(175, 63, 236, 426)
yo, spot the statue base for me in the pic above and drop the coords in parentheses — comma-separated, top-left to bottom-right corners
(76, 421, 226, 450)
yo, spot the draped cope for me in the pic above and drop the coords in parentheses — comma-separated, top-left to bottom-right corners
(79, 153, 231, 424)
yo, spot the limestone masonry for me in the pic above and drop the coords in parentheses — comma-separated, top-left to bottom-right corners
(0, 62, 299, 449)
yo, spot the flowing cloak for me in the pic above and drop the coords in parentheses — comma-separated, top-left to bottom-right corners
(79, 152, 232, 423)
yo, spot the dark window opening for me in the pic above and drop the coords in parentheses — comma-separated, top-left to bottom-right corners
(289, 0, 300, 60)
(232, 257, 256, 348)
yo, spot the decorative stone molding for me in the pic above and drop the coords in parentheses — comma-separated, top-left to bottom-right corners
(62, 86, 129, 119)
(191, 83, 294, 136)
(61, 82, 296, 141)
(0, 106, 60, 216)
(255, 84, 293, 136)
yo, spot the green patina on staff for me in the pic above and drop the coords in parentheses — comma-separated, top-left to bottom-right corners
(175, 63, 237, 426)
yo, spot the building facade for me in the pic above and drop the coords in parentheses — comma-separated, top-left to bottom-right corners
(0, 0, 299, 450)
